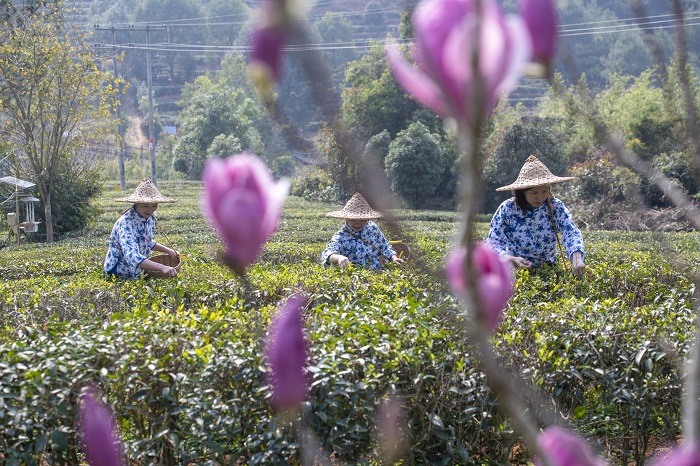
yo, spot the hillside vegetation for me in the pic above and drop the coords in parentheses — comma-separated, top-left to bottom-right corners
(0, 181, 697, 464)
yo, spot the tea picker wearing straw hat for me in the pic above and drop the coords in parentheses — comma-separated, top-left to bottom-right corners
(321, 193, 404, 270)
(485, 156, 586, 277)
(103, 179, 180, 279)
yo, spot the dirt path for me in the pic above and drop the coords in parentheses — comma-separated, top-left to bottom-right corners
(125, 115, 147, 148)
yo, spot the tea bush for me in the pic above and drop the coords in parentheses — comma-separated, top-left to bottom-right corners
(0, 181, 697, 464)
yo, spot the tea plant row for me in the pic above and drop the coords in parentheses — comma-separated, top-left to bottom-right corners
(0, 182, 696, 464)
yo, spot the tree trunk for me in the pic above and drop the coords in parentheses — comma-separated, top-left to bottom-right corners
(43, 190, 53, 243)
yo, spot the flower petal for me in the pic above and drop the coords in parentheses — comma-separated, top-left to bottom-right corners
(386, 43, 450, 117)
(267, 294, 309, 410)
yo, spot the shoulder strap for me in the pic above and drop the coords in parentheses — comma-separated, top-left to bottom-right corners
(546, 196, 569, 270)
(155, 218, 178, 254)
(111, 237, 122, 253)
(343, 225, 385, 257)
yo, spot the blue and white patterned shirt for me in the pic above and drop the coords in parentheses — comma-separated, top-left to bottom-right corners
(485, 197, 585, 266)
(321, 221, 397, 271)
(103, 208, 157, 279)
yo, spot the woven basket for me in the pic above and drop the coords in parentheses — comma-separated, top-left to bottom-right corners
(144, 254, 181, 279)
(390, 241, 415, 260)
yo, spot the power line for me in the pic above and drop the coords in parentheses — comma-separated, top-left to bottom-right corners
(560, 13, 700, 35)
(560, 11, 695, 28)
(79, 4, 700, 32)
(91, 16, 700, 56)
(85, 9, 700, 55)
(81, 4, 404, 29)
(562, 20, 700, 38)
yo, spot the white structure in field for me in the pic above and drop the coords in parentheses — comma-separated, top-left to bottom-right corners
(1, 176, 40, 242)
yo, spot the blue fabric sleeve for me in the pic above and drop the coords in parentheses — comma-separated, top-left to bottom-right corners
(485, 203, 510, 256)
(321, 231, 342, 265)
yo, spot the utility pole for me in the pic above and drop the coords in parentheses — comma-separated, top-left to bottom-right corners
(92, 24, 167, 186)
(111, 27, 126, 190)
(146, 25, 157, 186)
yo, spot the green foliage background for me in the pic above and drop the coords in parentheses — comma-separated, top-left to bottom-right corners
(0, 181, 697, 464)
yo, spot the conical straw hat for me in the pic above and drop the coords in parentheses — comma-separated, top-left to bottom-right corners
(115, 179, 177, 203)
(496, 155, 575, 191)
(326, 193, 382, 220)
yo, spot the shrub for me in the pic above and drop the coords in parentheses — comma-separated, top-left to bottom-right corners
(385, 122, 444, 208)
(482, 116, 568, 213)
(31, 167, 103, 239)
(639, 151, 700, 208)
(353, 130, 392, 194)
(291, 168, 340, 202)
(271, 155, 297, 179)
(313, 121, 358, 198)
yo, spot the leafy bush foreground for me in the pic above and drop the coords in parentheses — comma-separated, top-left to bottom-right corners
(0, 183, 697, 465)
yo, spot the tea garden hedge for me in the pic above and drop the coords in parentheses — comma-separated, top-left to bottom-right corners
(0, 181, 697, 465)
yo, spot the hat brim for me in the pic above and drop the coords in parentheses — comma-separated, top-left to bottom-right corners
(115, 196, 177, 203)
(325, 211, 382, 220)
(496, 176, 575, 192)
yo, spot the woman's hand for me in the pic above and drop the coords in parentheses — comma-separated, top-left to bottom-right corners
(390, 255, 404, 265)
(506, 254, 532, 268)
(166, 248, 179, 258)
(570, 251, 585, 277)
(331, 254, 350, 268)
(161, 265, 179, 277)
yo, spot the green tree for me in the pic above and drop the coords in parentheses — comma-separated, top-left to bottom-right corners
(595, 71, 670, 146)
(35, 156, 103, 237)
(555, 0, 619, 89)
(271, 155, 296, 179)
(315, 13, 356, 81)
(363, 0, 385, 27)
(363, 130, 392, 172)
(314, 121, 356, 198)
(0, 6, 119, 242)
(276, 55, 320, 129)
(170, 73, 264, 179)
(207, 134, 243, 159)
(89, 0, 139, 25)
(341, 43, 420, 140)
(206, 0, 250, 47)
(482, 116, 567, 213)
(385, 122, 444, 208)
(537, 73, 600, 159)
(353, 130, 392, 194)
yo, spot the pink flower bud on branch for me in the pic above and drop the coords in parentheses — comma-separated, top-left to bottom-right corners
(266, 293, 309, 411)
(537, 427, 608, 466)
(445, 244, 514, 332)
(649, 443, 700, 466)
(386, 0, 532, 127)
(519, 0, 558, 65)
(201, 152, 289, 274)
(79, 388, 124, 466)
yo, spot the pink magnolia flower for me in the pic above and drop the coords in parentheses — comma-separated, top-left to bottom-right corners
(266, 293, 308, 410)
(386, 0, 531, 126)
(519, 0, 558, 64)
(650, 443, 700, 466)
(445, 244, 514, 332)
(79, 389, 124, 466)
(537, 427, 608, 466)
(250, 24, 287, 82)
(249, 0, 303, 89)
(202, 152, 289, 273)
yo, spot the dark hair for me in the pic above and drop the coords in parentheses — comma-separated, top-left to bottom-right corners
(119, 205, 135, 216)
(514, 190, 529, 213)
(514, 187, 552, 214)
